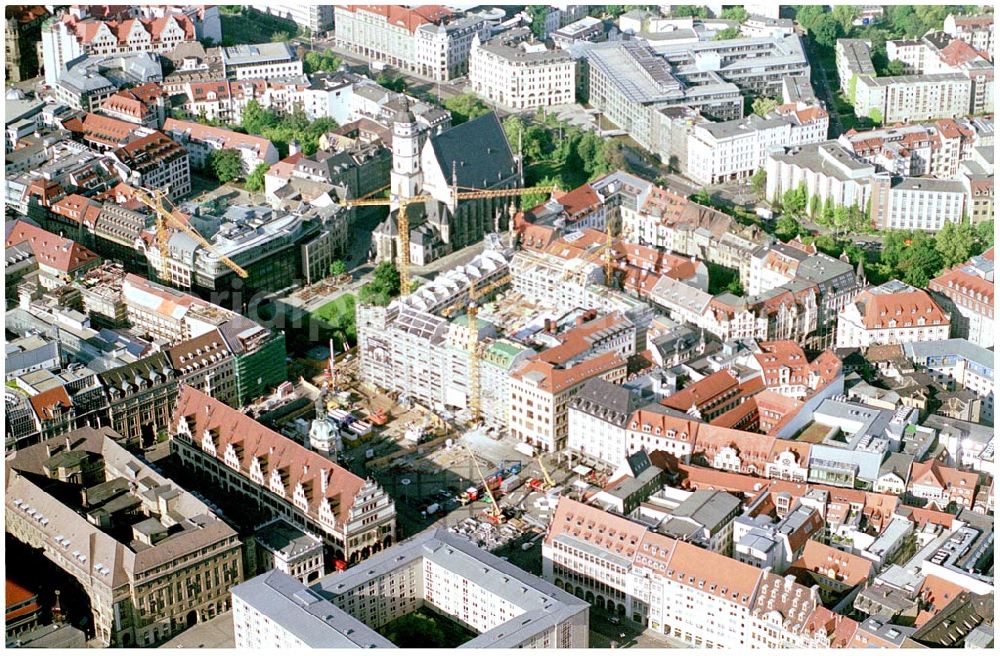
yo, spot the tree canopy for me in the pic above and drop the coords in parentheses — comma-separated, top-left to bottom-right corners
(751, 96, 780, 117)
(304, 50, 342, 74)
(208, 148, 243, 183)
(721, 7, 749, 22)
(358, 261, 402, 306)
(244, 162, 269, 192)
(714, 27, 742, 40)
(443, 93, 491, 125)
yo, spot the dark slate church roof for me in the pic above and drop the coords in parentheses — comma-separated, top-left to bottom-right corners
(428, 112, 516, 189)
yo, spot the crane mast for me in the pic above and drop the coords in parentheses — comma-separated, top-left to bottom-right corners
(337, 185, 558, 299)
(134, 187, 249, 282)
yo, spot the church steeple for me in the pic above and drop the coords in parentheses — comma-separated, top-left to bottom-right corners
(390, 96, 422, 206)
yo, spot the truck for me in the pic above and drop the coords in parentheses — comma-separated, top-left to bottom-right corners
(499, 474, 522, 494)
(515, 442, 535, 457)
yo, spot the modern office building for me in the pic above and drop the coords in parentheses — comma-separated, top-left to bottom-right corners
(251, 4, 334, 34)
(220, 42, 302, 80)
(869, 176, 967, 232)
(686, 102, 829, 185)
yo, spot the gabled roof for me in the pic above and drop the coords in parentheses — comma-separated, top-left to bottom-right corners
(661, 369, 740, 413)
(172, 386, 369, 524)
(5, 220, 99, 273)
(342, 5, 453, 32)
(853, 285, 949, 330)
(27, 386, 73, 422)
(428, 112, 515, 190)
(791, 540, 875, 588)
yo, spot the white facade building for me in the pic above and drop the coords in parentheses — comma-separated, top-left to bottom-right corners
(470, 30, 576, 110)
(766, 141, 874, 210)
(870, 176, 967, 232)
(687, 103, 828, 185)
(836, 281, 951, 349)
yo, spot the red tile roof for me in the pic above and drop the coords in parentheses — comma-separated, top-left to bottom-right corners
(661, 369, 740, 413)
(5, 220, 100, 273)
(804, 606, 859, 648)
(512, 350, 626, 394)
(854, 288, 949, 329)
(693, 424, 776, 474)
(916, 574, 971, 626)
(173, 386, 367, 524)
(163, 118, 275, 158)
(343, 5, 453, 32)
(27, 386, 73, 422)
(791, 540, 875, 589)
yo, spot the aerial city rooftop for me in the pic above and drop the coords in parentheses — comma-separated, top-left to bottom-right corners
(4, 3, 995, 651)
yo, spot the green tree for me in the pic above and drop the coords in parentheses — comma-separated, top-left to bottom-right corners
(868, 108, 883, 125)
(526, 5, 551, 39)
(358, 262, 401, 306)
(974, 219, 994, 250)
(782, 184, 808, 218)
(821, 198, 836, 226)
(242, 100, 279, 135)
(714, 27, 741, 40)
(899, 232, 943, 287)
(751, 96, 780, 117)
(811, 235, 841, 257)
(384, 614, 447, 648)
(329, 260, 347, 277)
(775, 216, 801, 242)
(376, 72, 407, 93)
(750, 168, 767, 200)
(810, 14, 844, 48)
(522, 176, 559, 209)
(304, 50, 342, 74)
(935, 219, 977, 268)
(443, 93, 490, 125)
(245, 162, 269, 192)
(271, 30, 291, 42)
(671, 5, 709, 19)
(832, 5, 857, 33)
(885, 59, 907, 76)
(372, 260, 401, 296)
(721, 7, 749, 22)
(809, 194, 821, 218)
(794, 5, 826, 32)
(208, 148, 244, 183)
(726, 278, 744, 295)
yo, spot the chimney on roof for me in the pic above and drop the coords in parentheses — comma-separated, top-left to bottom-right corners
(321, 468, 329, 494)
(269, 446, 275, 456)
(303, 464, 309, 477)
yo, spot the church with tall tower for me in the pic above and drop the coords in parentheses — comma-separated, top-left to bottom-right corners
(372, 100, 521, 266)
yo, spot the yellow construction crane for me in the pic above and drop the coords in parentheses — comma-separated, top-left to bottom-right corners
(536, 454, 556, 491)
(462, 443, 504, 524)
(336, 184, 559, 297)
(133, 187, 249, 285)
